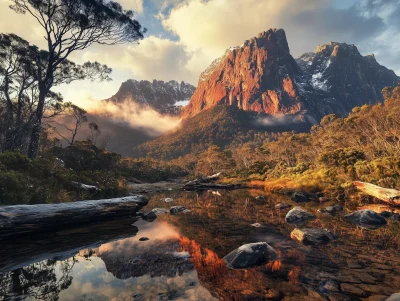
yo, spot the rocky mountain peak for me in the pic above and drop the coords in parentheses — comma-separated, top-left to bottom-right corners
(182, 28, 399, 121)
(106, 79, 196, 115)
(182, 28, 302, 118)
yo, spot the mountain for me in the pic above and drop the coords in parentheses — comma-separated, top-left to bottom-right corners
(132, 105, 309, 159)
(107, 79, 196, 115)
(182, 28, 399, 121)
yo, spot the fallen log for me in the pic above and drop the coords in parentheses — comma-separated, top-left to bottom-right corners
(0, 195, 148, 240)
(183, 182, 241, 191)
(354, 181, 400, 206)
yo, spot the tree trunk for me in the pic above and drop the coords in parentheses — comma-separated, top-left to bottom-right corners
(354, 181, 400, 206)
(27, 90, 46, 158)
(0, 195, 148, 240)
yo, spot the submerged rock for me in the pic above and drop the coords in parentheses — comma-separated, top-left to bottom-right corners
(318, 204, 343, 215)
(285, 207, 316, 226)
(139, 237, 149, 241)
(223, 242, 278, 269)
(255, 196, 266, 201)
(290, 228, 336, 245)
(275, 203, 292, 210)
(345, 209, 387, 230)
(151, 208, 169, 215)
(170, 206, 190, 215)
(142, 211, 157, 222)
(291, 192, 310, 203)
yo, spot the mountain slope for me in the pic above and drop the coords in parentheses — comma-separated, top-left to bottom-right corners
(133, 106, 309, 159)
(107, 79, 196, 115)
(182, 28, 399, 121)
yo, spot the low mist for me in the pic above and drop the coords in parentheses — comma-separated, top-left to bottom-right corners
(50, 99, 183, 156)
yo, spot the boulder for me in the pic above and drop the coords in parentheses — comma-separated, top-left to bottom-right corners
(291, 192, 310, 203)
(139, 237, 149, 241)
(250, 223, 262, 228)
(285, 207, 316, 226)
(345, 210, 387, 230)
(290, 228, 336, 245)
(275, 203, 292, 210)
(223, 242, 278, 269)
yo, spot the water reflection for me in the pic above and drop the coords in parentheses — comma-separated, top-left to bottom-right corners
(1, 189, 400, 301)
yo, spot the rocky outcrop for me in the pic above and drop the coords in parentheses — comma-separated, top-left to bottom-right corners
(182, 28, 399, 122)
(223, 242, 278, 269)
(182, 29, 304, 119)
(107, 79, 195, 115)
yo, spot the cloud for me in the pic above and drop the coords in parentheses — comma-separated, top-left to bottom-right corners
(161, 0, 400, 75)
(116, 0, 144, 13)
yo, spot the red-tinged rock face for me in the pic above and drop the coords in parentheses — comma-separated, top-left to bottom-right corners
(182, 29, 303, 118)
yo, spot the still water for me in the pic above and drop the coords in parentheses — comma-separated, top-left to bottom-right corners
(1, 189, 400, 301)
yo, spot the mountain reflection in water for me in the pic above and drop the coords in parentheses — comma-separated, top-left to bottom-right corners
(1, 189, 400, 301)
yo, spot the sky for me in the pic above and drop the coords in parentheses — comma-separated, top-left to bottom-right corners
(0, 0, 399, 109)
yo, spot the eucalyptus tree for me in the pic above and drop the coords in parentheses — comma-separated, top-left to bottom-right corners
(0, 33, 111, 152)
(9, 0, 146, 157)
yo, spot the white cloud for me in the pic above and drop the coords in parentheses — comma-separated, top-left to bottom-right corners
(116, 0, 144, 13)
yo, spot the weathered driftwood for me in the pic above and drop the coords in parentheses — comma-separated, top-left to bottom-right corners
(0, 219, 139, 272)
(183, 182, 241, 191)
(354, 181, 400, 206)
(183, 172, 241, 190)
(0, 196, 148, 239)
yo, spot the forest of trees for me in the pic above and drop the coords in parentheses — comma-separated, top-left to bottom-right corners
(0, 0, 145, 157)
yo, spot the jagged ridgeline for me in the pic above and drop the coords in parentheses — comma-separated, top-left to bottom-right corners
(106, 79, 196, 115)
(133, 28, 399, 159)
(182, 28, 399, 121)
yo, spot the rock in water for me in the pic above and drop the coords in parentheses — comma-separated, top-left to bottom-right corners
(292, 192, 310, 203)
(345, 209, 387, 230)
(285, 207, 316, 226)
(151, 208, 170, 215)
(223, 242, 278, 269)
(142, 211, 157, 222)
(290, 228, 336, 245)
(170, 206, 190, 215)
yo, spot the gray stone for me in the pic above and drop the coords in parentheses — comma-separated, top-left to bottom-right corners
(285, 207, 316, 226)
(151, 208, 169, 215)
(290, 228, 336, 245)
(345, 210, 387, 230)
(223, 242, 278, 269)
(291, 192, 310, 203)
(170, 206, 190, 215)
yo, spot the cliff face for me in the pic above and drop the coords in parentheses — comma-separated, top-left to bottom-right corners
(182, 28, 400, 121)
(107, 79, 196, 115)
